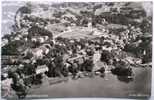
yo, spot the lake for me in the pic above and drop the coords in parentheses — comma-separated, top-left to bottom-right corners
(26, 67, 151, 99)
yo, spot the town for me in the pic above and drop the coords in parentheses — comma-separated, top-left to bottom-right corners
(1, 2, 152, 99)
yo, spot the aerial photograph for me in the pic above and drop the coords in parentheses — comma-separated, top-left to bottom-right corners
(1, 1, 152, 99)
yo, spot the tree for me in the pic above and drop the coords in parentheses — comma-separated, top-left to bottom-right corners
(2, 34, 12, 42)
(2, 40, 24, 55)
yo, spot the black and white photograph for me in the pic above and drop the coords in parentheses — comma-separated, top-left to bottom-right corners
(1, 1, 153, 99)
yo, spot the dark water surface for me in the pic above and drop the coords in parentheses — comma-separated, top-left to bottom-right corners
(27, 67, 151, 99)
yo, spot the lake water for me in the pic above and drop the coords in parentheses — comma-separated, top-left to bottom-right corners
(27, 67, 151, 99)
